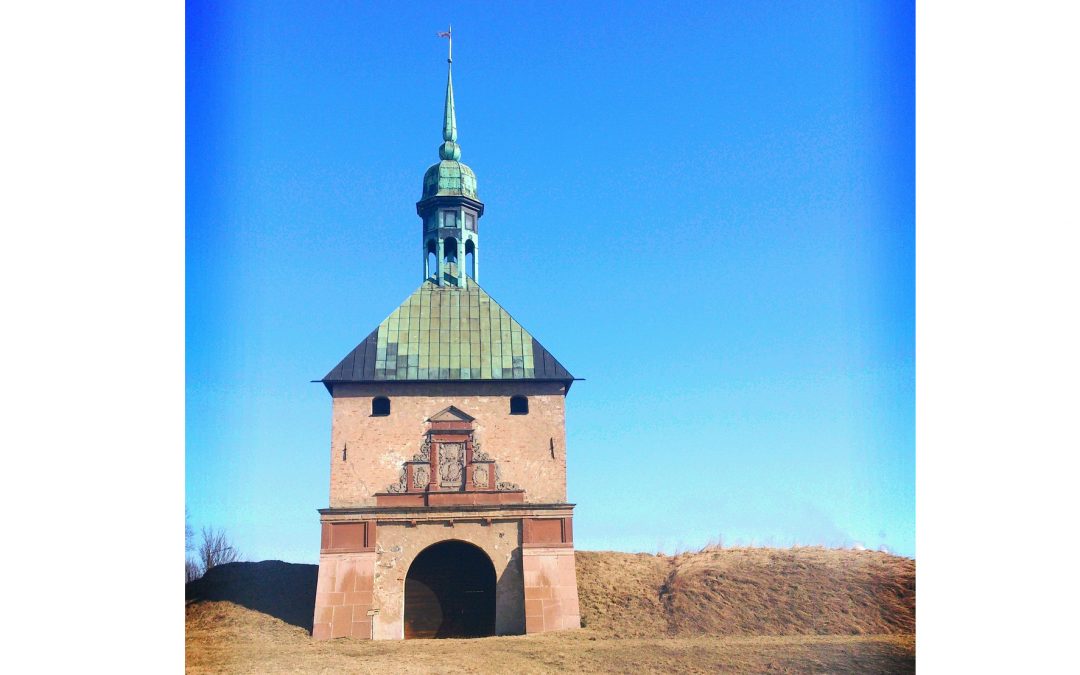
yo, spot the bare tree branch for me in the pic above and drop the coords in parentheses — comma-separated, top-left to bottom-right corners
(186, 558, 202, 583)
(185, 508, 194, 553)
(198, 526, 242, 573)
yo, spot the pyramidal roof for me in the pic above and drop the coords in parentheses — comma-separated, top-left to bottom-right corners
(322, 280, 574, 388)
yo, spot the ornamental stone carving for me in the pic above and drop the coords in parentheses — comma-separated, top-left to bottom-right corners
(495, 465, 520, 491)
(411, 440, 431, 463)
(439, 442, 464, 487)
(379, 411, 525, 495)
(472, 443, 491, 462)
(386, 467, 408, 493)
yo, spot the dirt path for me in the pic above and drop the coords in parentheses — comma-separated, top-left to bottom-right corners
(187, 601, 914, 674)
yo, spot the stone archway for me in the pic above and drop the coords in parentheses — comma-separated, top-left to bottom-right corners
(404, 540, 496, 639)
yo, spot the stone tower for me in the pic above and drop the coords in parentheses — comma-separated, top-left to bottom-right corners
(311, 38, 581, 641)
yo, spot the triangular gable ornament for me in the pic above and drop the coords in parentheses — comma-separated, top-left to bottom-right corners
(427, 405, 475, 423)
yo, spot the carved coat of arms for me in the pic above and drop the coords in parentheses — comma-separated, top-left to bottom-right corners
(439, 442, 464, 488)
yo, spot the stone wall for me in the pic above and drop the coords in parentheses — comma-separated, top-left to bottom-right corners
(312, 552, 376, 640)
(522, 547, 581, 633)
(328, 381, 568, 507)
(314, 505, 579, 640)
(371, 520, 525, 638)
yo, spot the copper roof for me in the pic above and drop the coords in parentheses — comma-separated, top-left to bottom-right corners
(322, 280, 574, 387)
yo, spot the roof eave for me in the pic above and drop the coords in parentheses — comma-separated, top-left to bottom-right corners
(415, 193, 485, 216)
(315, 376, 581, 395)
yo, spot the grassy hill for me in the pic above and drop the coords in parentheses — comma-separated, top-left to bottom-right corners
(576, 547, 914, 637)
(186, 546, 915, 673)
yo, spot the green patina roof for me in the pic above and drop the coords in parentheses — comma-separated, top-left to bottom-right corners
(420, 52, 479, 201)
(323, 280, 573, 384)
(422, 160, 478, 199)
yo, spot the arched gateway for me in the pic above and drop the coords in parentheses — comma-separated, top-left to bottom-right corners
(404, 540, 495, 639)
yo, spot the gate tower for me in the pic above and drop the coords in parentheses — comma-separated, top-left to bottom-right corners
(311, 35, 581, 641)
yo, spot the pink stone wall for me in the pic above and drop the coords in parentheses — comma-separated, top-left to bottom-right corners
(328, 381, 568, 507)
(522, 547, 581, 634)
(312, 552, 376, 640)
(369, 520, 526, 639)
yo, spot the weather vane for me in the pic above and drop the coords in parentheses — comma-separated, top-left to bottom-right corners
(437, 25, 452, 63)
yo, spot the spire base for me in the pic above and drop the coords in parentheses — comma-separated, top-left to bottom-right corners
(439, 141, 461, 161)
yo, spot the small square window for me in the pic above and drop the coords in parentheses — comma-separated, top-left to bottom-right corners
(372, 397, 391, 416)
(510, 396, 529, 415)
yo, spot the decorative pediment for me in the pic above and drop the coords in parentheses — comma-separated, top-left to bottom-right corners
(427, 406, 475, 423)
(382, 410, 521, 496)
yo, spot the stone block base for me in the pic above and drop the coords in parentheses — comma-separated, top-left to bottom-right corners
(522, 547, 581, 633)
(312, 552, 376, 640)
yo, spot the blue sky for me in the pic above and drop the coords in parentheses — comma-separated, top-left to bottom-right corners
(186, 1, 914, 562)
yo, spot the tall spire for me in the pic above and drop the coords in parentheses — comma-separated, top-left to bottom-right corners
(420, 25, 482, 287)
(439, 25, 460, 161)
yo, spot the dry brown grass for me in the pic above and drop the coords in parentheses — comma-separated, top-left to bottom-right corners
(575, 547, 915, 638)
(187, 547, 915, 673)
(572, 551, 672, 637)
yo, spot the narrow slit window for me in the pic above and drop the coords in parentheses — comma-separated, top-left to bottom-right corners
(426, 240, 437, 280)
(465, 240, 475, 279)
